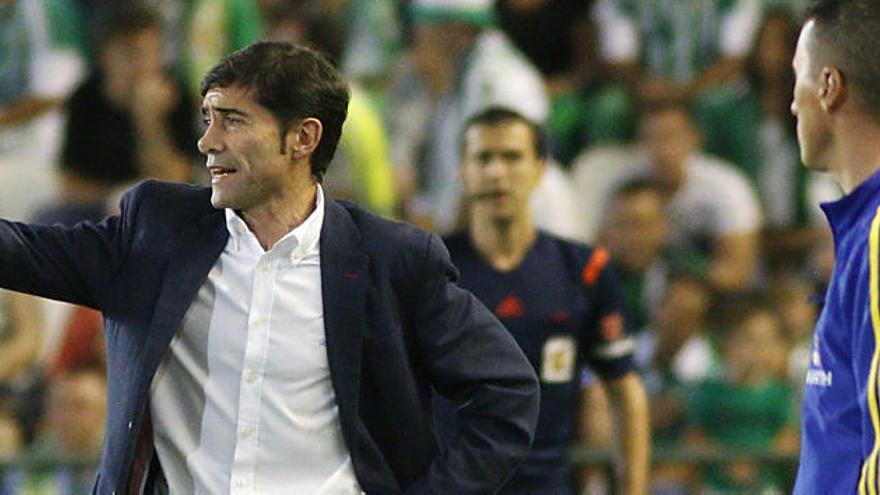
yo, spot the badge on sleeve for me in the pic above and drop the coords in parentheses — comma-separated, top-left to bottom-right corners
(541, 336, 577, 383)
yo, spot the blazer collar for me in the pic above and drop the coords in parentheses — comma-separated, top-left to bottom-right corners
(144, 196, 227, 358)
(319, 198, 369, 445)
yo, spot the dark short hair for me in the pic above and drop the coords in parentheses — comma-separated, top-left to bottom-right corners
(806, 0, 880, 122)
(461, 106, 547, 159)
(92, 3, 161, 50)
(200, 42, 351, 181)
(711, 290, 781, 341)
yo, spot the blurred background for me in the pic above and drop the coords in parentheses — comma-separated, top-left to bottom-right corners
(0, 0, 832, 493)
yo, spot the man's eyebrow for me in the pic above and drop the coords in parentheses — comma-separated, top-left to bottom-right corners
(201, 106, 250, 118)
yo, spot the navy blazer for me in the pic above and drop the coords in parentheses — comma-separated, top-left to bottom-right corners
(0, 181, 540, 494)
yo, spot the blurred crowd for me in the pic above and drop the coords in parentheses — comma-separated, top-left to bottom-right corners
(0, 0, 834, 493)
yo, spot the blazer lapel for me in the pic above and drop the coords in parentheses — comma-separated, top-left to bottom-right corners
(145, 207, 228, 366)
(320, 198, 368, 445)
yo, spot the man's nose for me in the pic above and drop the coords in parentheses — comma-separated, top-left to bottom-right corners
(485, 158, 507, 178)
(198, 124, 223, 155)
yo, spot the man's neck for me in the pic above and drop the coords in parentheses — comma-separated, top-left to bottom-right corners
(827, 118, 880, 194)
(469, 213, 536, 272)
(241, 182, 318, 251)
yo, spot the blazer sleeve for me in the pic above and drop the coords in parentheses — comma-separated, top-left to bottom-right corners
(0, 187, 138, 309)
(400, 233, 540, 494)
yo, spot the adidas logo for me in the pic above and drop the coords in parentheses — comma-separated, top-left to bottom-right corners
(496, 294, 524, 318)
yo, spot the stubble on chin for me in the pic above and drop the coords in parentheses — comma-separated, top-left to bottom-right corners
(210, 189, 231, 210)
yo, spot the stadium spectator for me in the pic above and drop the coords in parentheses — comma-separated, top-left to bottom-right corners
(0, 0, 87, 221)
(579, 178, 671, 492)
(12, 366, 106, 494)
(48, 2, 199, 225)
(599, 178, 670, 333)
(685, 298, 798, 493)
(542, 10, 636, 166)
(640, 276, 717, 435)
(640, 275, 716, 493)
(592, 0, 762, 99)
(572, 96, 763, 291)
(33, 366, 106, 459)
(386, 0, 548, 232)
(768, 273, 819, 398)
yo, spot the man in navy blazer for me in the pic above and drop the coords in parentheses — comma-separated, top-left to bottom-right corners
(0, 42, 540, 494)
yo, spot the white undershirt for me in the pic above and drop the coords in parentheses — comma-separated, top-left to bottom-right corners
(149, 187, 362, 494)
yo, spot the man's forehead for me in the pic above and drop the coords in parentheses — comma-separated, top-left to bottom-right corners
(467, 136, 531, 155)
(202, 85, 254, 109)
(793, 21, 815, 67)
(467, 122, 533, 144)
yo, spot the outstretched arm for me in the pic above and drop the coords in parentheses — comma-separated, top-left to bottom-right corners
(0, 183, 141, 308)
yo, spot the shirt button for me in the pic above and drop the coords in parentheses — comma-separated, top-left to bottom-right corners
(260, 262, 270, 272)
(127, 421, 133, 430)
(253, 318, 265, 326)
(241, 426, 254, 438)
(246, 371, 258, 383)
(235, 478, 246, 488)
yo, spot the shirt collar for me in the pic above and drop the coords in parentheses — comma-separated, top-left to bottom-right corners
(821, 168, 880, 241)
(224, 185, 325, 260)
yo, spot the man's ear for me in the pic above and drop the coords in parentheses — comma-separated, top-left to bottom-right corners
(820, 67, 847, 113)
(288, 118, 323, 159)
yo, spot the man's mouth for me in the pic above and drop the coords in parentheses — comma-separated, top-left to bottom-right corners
(208, 166, 237, 182)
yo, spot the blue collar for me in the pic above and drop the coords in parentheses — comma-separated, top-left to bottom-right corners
(821, 168, 880, 241)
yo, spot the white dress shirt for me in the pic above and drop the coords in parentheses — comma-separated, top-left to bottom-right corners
(149, 186, 362, 494)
